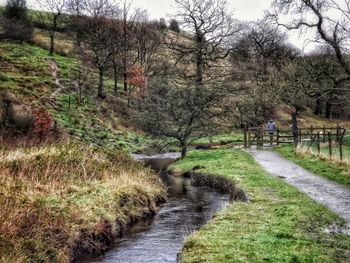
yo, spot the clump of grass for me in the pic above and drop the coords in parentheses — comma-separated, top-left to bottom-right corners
(277, 145, 350, 187)
(172, 149, 350, 263)
(0, 142, 165, 262)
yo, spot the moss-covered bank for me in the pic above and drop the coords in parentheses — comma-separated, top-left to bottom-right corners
(171, 149, 350, 263)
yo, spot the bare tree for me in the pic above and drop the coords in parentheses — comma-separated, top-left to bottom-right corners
(237, 19, 298, 83)
(136, 77, 234, 158)
(270, 0, 350, 81)
(271, 60, 310, 115)
(79, 0, 120, 99)
(134, 12, 161, 75)
(37, 0, 67, 55)
(121, 1, 139, 92)
(67, 0, 85, 47)
(270, 0, 350, 117)
(167, 0, 241, 85)
(110, 24, 123, 94)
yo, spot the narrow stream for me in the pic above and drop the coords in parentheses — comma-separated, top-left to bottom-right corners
(88, 153, 231, 263)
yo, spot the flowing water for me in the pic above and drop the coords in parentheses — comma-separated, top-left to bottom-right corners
(88, 153, 231, 263)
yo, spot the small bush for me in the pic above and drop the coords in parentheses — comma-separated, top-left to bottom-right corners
(2, 0, 33, 42)
(32, 108, 52, 136)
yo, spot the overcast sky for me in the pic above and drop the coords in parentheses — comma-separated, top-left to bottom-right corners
(0, 0, 317, 53)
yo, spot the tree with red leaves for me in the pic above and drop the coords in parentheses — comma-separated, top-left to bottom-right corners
(32, 108, 52, 137)
(127, 65, 148, 108)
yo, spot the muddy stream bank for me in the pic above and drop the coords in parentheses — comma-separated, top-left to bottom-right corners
(87, 153, 234, 263)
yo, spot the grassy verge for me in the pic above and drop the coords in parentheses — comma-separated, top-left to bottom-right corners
(192, 133, 244, 145)
(276, 145, 350, 187)
(0, 142, 165, 262)
(171, 149, 350, 263)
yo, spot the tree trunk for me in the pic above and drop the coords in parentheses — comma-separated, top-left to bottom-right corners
(123, 10, 128, 93)
(123, 61, 128, 92)
(326, 100, 332, 119)
(195, 34, 204, 86)
(314, 97, 322, 116)
(113, 61, 118, 94)
(49, 34, 55, 55)
(98, 66, 105, 99)
(50, 18, 57, 55)
(291, 112, 298, 145)
(127, 86, 131, 107)
(196, 55, 203, 85)
(181, 141, 188, 158)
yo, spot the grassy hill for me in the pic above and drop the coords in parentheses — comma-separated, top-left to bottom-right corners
(0, 40, 155, 152)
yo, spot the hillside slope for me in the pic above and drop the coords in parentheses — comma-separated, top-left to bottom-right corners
(0, 36, 169, 262)
(0, 40, 151, 152)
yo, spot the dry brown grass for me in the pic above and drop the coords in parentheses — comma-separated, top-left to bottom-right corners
(275, 106, 350, 129)
(0, 142, 165, 262)
(31, 30, 74, 57)
(296, 143, 350, 166)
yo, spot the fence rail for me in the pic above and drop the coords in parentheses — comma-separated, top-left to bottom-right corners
(244, 125, 348, 161)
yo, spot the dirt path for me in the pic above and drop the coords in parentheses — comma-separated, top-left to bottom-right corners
(47, 59, 66, 98)
(250, 149, 350, 230)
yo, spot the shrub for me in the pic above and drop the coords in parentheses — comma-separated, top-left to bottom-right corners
(2, 0, 33, 42)
(169, 19, 180, 33)
(32, 108, 52, 136)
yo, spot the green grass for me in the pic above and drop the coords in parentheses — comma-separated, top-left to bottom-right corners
(52, 94, 151, 152)
(344, 135, 350, 146)
(192, 133, 244, 145)
(277, 145, 350, 187)
(0, 41, 77, 98)
(0, 40, 150, 153)
(171, 149, 350, 263)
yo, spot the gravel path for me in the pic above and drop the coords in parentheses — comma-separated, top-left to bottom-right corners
(250, 149, 350, 230)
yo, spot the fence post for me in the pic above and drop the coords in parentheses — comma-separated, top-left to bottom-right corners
(257, 128, 263, 148)
(248, 129, 251, 148)
(323, 125, 326, 143)
(339, 129, 346, 161)
(317, 132, 320, 156)
(309, 126, 314, 149)
(328, 132, 332, 159)
(276, 129, 280, 146)
(336, 124, 340, 143)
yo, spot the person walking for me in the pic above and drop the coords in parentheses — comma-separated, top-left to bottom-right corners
(266, 120, 277, 145)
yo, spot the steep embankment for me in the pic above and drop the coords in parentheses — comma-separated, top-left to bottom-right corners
(0, 143, 166, 262)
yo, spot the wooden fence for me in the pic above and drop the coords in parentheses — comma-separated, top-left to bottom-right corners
(244, 125, 348, 161)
